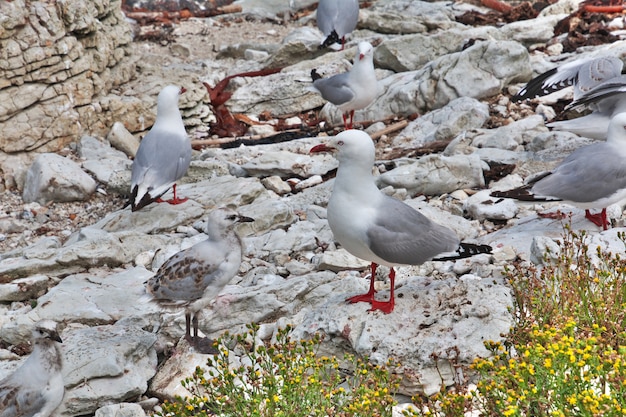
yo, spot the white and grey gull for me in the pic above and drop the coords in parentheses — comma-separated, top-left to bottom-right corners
(316, 0, 359, 50)
(513, 55, 625, 139)
(145, 208, 253, 353)
(310, 41, 377, 130)
(129, 85, 191, 212)
(0, 320, 64, 417)
(491, 112, 626, 230)
(310, 130, 492, 314)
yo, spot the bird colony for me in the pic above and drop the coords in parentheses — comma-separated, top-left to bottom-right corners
(2, 0, 626, 416)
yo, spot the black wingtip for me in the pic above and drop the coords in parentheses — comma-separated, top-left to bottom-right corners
(319, 30, 341, 49)
(311, 68, 322, 81)
(512, 67, 566, 102)
(432, 243, 492, 262)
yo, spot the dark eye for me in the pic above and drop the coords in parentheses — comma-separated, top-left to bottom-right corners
(226, 214, 237, 220)
(338, 140, 344, 146)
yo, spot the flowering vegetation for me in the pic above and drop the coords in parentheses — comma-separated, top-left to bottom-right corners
(156, 323, 399, 417)
(406, 227, 626, 416)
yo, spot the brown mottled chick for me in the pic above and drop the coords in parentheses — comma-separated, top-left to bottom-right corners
(0, 320, 64, 417)
(145, 208, 253, 353)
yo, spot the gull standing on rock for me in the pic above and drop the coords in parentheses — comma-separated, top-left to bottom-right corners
(129, 85, 191, 212)
(310, 41, 377, 130)
(491, 112, 626, 230)
(0, 320, 64, 417)
(145, 208, 253, 353)
(316, 0, 359, 50)
(310, 130, 492, 314)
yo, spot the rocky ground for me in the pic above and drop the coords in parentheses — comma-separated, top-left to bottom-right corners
(2, 0, 626, 416)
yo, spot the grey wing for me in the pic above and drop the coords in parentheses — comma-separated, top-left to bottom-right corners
(575, 56, 623, 98)
(568, 75, 626, 113)
(131, 130, 189, 189)
(366, 196, 460, 265)
(531, 143, 626, 203)
(316, 0, 338, 36)
(312, 74, 354, 106)
(334, 0, 359, 37)
(0, 382, 46, 417)
(514, 57, 623, 102)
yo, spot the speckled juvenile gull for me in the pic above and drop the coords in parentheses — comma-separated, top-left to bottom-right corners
(316, 0, 359, 50)
(491, 112, 626, 230)
(0, 320, 64, 417)
(145, 208, 253, 353)
(513, 55, 623, 102)
(310, 130, 492, 314)
(129, 85, 191, 212)
(310, 42, 377, 129)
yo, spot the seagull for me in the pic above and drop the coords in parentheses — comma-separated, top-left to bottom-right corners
(310, 130, 492, 314)
(310, 41, 377, 130)
(0, 320, 64, 417)
(129, 85, 191, 212)
(145, 208, 253, 353)
(491, 112, 626, 230)
(554, 74, 626, 140)
(513, 55, 623, 102)
(512, 55, 624, 139)
(316, 0, 359, 50)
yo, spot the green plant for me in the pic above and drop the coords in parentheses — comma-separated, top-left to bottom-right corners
(156, 323, 399, 417)
(404, 224, 626, 417)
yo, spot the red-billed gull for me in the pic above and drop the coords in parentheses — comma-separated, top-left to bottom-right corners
(129, 85, 191, 212)
(310, 41, 377, 130)
(491, 112, 626, 230)
(145, 208, 253, 353)
(310, 130, 492, 314)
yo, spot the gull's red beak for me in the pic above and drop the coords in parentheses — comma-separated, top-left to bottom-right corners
(310, 143, 333, 153)
(180, 87, 187, 94)
(359, 53, 365, 60)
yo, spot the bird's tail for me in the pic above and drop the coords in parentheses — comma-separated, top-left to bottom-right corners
(433, 243, 492, 261)
(319, 30, 340, 49)
(311, 68, 322, 81)
(490, 187, 540, 201)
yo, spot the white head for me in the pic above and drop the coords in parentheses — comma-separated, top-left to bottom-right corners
(310, 129, 375, 166)
(156, 85, 185, 117)
(205, 207, 254, 235)
(607, 112, 626, 143)
(357, 41, 374, 61)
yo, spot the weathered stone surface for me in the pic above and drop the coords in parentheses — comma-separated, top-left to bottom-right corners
(0, 0, 135, 153)
(22, 153, 97, 204)
(377, 154, 485, 195)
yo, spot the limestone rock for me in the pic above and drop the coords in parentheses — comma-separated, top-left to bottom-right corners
(22, 153, 97, 204)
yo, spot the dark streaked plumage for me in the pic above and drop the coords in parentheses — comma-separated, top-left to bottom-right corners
(145, 208, 253, 352)
(0, 320, 64, 417)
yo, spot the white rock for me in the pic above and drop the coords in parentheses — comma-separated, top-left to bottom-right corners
(22, 153, 97, 204)
(95, 403, 147, 417)
(465, 189, 520, 221)
(107, 122, 140, 158)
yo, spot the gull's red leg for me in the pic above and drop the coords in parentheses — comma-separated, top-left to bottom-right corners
(346, 262, 378, 304)
(585, 209, 608, 230)
(165, 183, 189, 205)
(342, 113, 349, 129)
(368, 268, 395, 314)
(348, 110, 355, 129)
